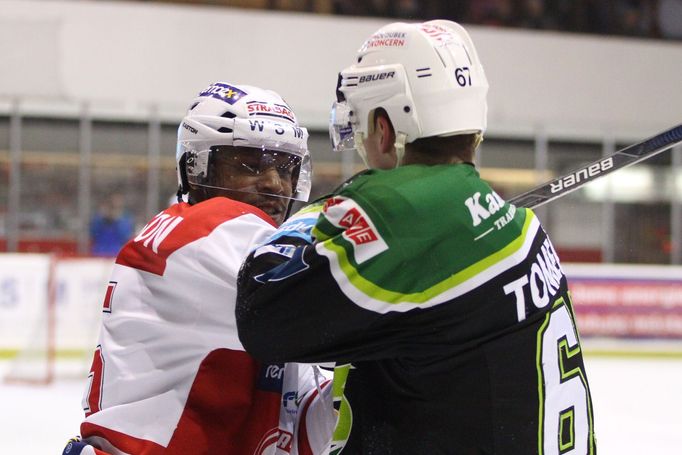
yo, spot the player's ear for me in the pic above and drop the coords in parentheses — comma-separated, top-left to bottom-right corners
(376, 113, 396, 156)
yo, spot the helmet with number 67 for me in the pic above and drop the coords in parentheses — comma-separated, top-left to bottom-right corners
(330, 20, 489, 164)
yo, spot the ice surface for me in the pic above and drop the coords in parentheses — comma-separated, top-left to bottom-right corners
(1, 353, 681, 453)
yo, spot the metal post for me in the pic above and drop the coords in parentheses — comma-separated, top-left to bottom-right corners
(671, 145, 682, 265)
(7, 100, 22, 252)
(147, 105, 161, 217)
(533, 128, 548, 223)
(77, 102, 92, 255)
(602, 136, 616, 263)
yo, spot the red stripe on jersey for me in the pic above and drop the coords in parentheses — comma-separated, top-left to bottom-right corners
(116, 198, 276, 276)
(84, 346, 105, 417)
(102, 282, 116, 313)
(81, 349, 283, 455)
(165, 349, 282, 454)
(254, 427, 282, 454)
(297, 381, 331, 455)
(80, 422, 166, 455)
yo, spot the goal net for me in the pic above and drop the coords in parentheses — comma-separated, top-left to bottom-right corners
(1, 254, 114, 385)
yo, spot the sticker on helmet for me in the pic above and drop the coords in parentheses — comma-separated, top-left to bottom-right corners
(420, 24, 456, 46)
(359, 31, 408, 52)
(181, 122, 198, 134)
(199, 82, 247, 105)
(246, 101, 296, 123)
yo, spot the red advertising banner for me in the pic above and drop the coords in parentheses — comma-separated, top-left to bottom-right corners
(566, 264, 682, 339)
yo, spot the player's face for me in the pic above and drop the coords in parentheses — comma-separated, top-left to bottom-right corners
(209, 147, 298, 225)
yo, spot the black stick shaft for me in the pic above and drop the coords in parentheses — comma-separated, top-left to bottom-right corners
(509, 124, 682, 209)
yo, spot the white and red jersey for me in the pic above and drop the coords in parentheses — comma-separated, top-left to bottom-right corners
(78, 198, 333, 455)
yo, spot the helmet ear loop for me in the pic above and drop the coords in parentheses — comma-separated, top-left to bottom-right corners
(473, 132, 484, 150)
(394, 133, 407, 168)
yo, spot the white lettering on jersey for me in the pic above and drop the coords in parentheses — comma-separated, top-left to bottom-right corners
(265, 364, 285, 380)
(503, 238, 565, 322)
(134, 213, 184, 253)
(465, 190, 505, 227)
(493, 204, 516, 230)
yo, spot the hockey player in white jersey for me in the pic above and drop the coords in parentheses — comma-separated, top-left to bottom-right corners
(62, 82, 334, 455)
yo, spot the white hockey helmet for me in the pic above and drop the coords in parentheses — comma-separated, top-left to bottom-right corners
(176, 82, 311, 202)
(330, 20, 488, 164)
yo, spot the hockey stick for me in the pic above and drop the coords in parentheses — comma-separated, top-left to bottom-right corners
(509, 124, 682, 209)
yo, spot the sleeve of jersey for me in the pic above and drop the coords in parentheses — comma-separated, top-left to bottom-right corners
(237, 195, 405, 364)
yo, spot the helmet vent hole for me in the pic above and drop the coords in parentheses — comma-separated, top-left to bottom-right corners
(189, 102, 199, 111)
(403, 106, 411, 113)
(221, 111, 237, 119)
(218, 127, 233, 133)
(357, 56, 363, 63)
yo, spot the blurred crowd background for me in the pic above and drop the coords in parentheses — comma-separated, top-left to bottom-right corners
(149, 0, 682, 40)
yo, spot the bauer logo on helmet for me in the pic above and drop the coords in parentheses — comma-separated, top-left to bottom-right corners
(358, 71, 396, 84)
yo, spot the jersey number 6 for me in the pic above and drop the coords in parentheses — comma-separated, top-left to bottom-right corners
(537, 298, 596, 455)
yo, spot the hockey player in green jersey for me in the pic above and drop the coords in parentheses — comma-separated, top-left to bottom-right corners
(237, 20, 596, 455)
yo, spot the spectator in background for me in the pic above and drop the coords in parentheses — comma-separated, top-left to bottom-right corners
(517, 0, 557, 30)
(658, 0, 682, 39)
(614, 0, 656, 37)
(89, 193, 134, 257)
(331, 0, 389, 16)
(387, 0, 421, 19)
(549, 0, 590, 32)
(432, 0, 469, 22)
(466, 0, 515, 27)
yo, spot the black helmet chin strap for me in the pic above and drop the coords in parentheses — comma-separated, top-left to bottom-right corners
(280, 160, 303, 221)
(283, 200, 296, 221)
(177, 152, 191, 202)
(179, 152, 213, 205)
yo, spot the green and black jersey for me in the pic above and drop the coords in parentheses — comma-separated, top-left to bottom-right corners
(237, 164, 596, 455)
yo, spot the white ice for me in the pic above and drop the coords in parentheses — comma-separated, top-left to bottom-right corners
(1, 354, 681, 454)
